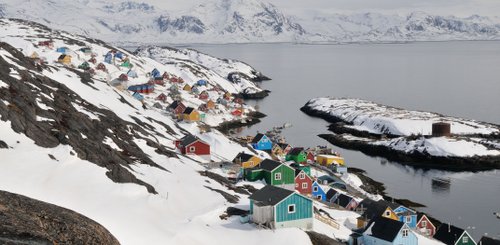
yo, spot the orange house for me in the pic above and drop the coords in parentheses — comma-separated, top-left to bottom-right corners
(57, 54, 72, 65)
(206, 100, 215, 110)
(183, 84, 192, 92)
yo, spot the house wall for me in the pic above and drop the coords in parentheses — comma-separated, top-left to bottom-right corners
(392, 229, 418, 245)
(363, 235, 393, 245)
(312, 182, 326, 201)
(252, 205, 274, 225)
(382, 208, 399, 221)
(275, 194, 313, 224)
(270, 165, 295, 186)
(295, 174, 312, 195)
(416, 216, 436, 237)
(316, 155, 345, 166)
(245, 169, 263, 181)
(394, 207, 417, 228)
(241, 156, 262, 169)
(456, 232, 477, 245)
(255, 136, 272, 150)
(275, 218, 313, 230)
(185, 141, 210, 155)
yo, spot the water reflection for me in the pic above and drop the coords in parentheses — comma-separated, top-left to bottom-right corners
(431, 177, 451, 194)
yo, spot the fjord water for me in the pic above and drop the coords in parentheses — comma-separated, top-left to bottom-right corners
(185, 42, 500, 239)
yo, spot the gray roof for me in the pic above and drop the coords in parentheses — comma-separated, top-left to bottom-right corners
(434, 224, 466, 245)
(179, 135, 199, 147)
(259, 159, 282, 172)
(233, 152, 254, 163)
(479, 236, 500, 245)
(367, 217, 405, 242)
(249, 185, 294, 206)
(251, 133, 267, 143)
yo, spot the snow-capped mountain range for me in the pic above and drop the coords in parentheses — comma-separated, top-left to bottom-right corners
(2, 0, 500, 44)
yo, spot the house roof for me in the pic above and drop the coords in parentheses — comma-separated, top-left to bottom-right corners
(183, 107, 195, 114)
(58, 54, 67, 59)
(168, 101, 183, 109)
(367, 216, 405, 242)
(434, 224, 466, 245)
(178, 135, 199, 147)
(249, 185, 294, 206)
(288, 147, 304, 155)
(251, 133, 267, 143)
(233, 152, 254, 163)
(259, 159, 282, 172)
(277, 143, 290, 149)
(479, 236, 500, 245)
(358, 199, 396, 221)
(317, 175, 344, 184)
(326, 189, 338, 200)
(334, 193, 353, 207)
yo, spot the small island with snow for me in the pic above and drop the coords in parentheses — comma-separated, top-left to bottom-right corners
(301, 97, 500, 170)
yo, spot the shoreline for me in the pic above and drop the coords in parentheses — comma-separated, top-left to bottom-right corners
(300, 103, 500, 172)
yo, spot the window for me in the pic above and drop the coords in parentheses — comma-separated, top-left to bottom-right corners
(422, 220, 427, 227)
(302, 183, 308, 189)
(316, 195, 322, 200)
(313, 186, 318, 192)
(406, 216, 411, 223)
(402, 229, 409, 237)
(295, 183, 298, 188)
(300, 172, 305, 179)
(385, 210, 391, 217)
(275, 173, 282, 181)
(288, 204, 296, 214)
(189, 146, 196, 152)
(463, 236, 468, 243)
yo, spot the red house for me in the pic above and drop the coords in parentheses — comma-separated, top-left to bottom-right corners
(231, 109, 243, 117)
(168, 101, 186, 115)
(118, 73, 128, 81)
(416, 214, 436, 237)
(306, 151, 315, 164)
(154, 77, 165, 86)
(294, 169, 313, 195)
(162, 72, 170, 80)
(175, 135, 210, 157)
(199, 91, 209, 100)
(156, 93, 167, 102)
(38, 40, 54, 48)
(96, 63, 107, 72)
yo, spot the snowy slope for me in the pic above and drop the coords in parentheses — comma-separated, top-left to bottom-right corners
(0, 18, 325, 244)
(2, 0, 500, 44)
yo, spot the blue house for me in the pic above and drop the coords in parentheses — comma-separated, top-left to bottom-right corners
(104, 52, 113, 64)
(197, 79, 208, 86)
(361, 216, 417, 245)
(312, 181, 328, 201)
(249, 185, 313, 230)
(127, 69, 138, 78)
(251, 133, 272, 151)
(151, 68, 161, 78)
(114, 51, 124, 59)
(56, 47, 68, 53)
(393, 206, 418, 229)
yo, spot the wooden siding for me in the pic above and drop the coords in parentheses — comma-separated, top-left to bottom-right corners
(275, 193, 312, 223)
(270, 165, 295, 186)
(456, 232, 477, 245)
(392, 227, 418, 245)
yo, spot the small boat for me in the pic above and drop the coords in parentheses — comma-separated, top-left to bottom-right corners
(494, 212, 500, 219)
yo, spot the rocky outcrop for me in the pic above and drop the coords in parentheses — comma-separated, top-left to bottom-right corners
(0, 42, 176, 194)
(0, 190, 120, 245)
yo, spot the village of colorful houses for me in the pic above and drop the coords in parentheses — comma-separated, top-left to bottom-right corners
(30, 40, 498, 245)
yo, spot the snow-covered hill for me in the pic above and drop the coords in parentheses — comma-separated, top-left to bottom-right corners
(0, 18, 324, 244)
(2, 0, 500, 44)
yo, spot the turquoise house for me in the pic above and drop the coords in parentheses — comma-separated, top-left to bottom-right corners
(361, 217, 417, 245)
(393, 206, 418, 229)
(312, 181, 328, 201)
(251, 133, 273, 151)
(249, 185, 313, 230)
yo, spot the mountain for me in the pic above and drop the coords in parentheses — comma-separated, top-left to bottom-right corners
(0, 18, 327, 244)
(2, 0, 500, 44)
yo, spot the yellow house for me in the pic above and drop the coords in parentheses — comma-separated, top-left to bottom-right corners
(182, 107, 200, 122)
(381, 207, 399, 220)
(233, 152, 262, 169)
(272, 144, 284, 156)
(57, 54, 72, 65)
(30, 51, 39, 59)
(183, 84, 192, 92)
(316, 154, 345, 166)
(206, 100, 215, 110)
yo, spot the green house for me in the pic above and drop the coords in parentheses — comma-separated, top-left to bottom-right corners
(434, 224, 477, 245)
(244, 159, 295, 190)
(120, 59, 132, 68)
(289, 162, 311, 176)
(249, 185, 313, 230)
(285, 147, 307, 164)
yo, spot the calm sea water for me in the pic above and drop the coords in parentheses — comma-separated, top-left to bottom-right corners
(183, 42, 500, 240)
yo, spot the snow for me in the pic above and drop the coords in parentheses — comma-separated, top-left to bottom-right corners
(103, 136, 123, 151)
(415, 232, 446, 245)
(306, 97, 499, 136)
(2, 0, 500, 44)
(0, 79, 8, 89)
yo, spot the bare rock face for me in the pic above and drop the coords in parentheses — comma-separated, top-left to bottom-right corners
(0, 190, 120, 245)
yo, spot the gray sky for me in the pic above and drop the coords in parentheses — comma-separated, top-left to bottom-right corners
(141, 0, 500, 17)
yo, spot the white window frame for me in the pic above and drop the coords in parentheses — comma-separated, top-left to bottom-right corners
(313, 186, 318, 192)
(295, 183, 298, 188)
(275, 172, 282, 181)
(463, 236, 468, 243)
(402, 229, 409, 237)
(300, 172, 305, 179)
(406, 216, 412, 223)
(316, 195, 322, 200)
(302, 183, 308, 189)
(288, 204, 296, 214)
(189, 146, 196, 152)
(422, 220, 427, 227)
(385, 210, 391, 217)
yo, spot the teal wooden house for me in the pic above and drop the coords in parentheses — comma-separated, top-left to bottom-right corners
(361, 216, 418, 245)
(244, 159, 295, 190)
(434, 224, 477, 245)
(249, 185, 313, 230)
(285, 147, 307, 164)
(251, 133, 273, 151)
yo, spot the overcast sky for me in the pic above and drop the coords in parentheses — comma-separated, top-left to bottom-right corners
(141, 0, 500, 17)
